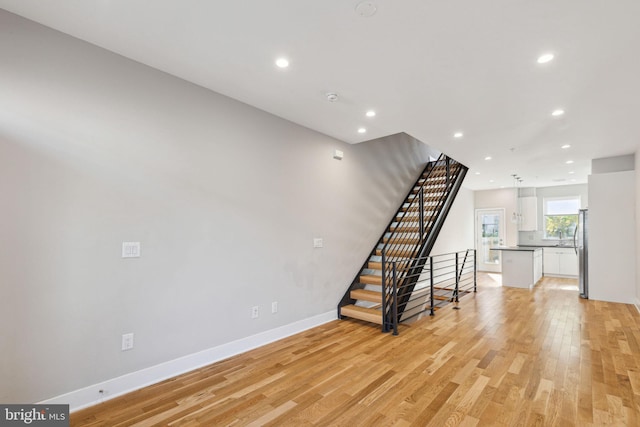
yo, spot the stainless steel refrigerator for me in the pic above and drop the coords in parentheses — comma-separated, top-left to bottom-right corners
(573, 209, 588, 298)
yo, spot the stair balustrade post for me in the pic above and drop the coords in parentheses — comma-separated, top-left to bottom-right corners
(473, 249, 477, 293)
(419, 187, 424, 240)
(453, 252, 460, 310)
(381, 249, 389, 332)
(392, 261, 398, 336)
(429, 256, 435, 316)
(445, 157, 451, 187)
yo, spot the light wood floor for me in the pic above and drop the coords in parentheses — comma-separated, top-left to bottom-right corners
(72, 274, 640, 426)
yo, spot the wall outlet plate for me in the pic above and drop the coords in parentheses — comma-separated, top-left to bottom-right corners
(121, 333, 134, 351)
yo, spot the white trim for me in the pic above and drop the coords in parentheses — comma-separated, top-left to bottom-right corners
(39, 310, 337, 412)
(635, 298, 640, 314)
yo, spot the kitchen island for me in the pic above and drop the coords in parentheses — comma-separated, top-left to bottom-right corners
(491, 246, 543, 289)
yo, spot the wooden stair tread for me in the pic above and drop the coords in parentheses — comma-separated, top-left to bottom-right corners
(433, 294, 451, 301)
(389, 225, 420, 232)
(359, 274, 383, 285)
(375, 248, 416, 258)
(383, 237, 420, 245)
(368, 261, 382, 270)
(350, 289, 382, 303)
(367, 260, 411, 271)
(340, 304, 383, 324)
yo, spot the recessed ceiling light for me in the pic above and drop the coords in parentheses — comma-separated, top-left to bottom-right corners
(561, 144, 571, 149)
(475, 172, 481, 175)
(485, 156, 492, 161)
(552, 109, 565, 117)
(453, 132, 464, 139)
(275, 58, 289, 68)
(568, 171, 575, 174)
(537, 53, 554, 64)
(357, 127, 367, 134)
(366, 110, 376, 117)
(566, 160, 574, 164)
(489, 180, 495, 183)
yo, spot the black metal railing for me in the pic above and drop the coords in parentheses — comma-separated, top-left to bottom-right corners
(339, 155, 464, 310)
(377, 155, 466, 323)
(381, 249, 477, 335)
(338, 154, 469, 328)
(379, 154, 459, 261)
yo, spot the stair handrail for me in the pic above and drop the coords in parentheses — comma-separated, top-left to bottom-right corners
(379, 155, 463, 328)
(385, 249, 477, 334)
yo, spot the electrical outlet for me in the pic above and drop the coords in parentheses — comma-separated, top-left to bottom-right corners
(313, 238, 323, 248)
(272, 301, 278, 314)
(121, 333, 134, 351)
(251, 306, 259, 319)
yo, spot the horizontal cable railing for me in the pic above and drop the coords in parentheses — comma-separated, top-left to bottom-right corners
(381, 249, 476, 335)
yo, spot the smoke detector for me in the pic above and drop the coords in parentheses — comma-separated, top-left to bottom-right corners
(355, 2, 377, 17)
(326, 92, 339, 102)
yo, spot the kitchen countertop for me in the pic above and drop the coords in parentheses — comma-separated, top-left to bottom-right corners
(491, 246, 542, 252)
(517, 244, 576, 249)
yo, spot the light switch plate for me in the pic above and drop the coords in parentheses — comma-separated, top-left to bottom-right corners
(313, 238, 323, 248)
(122, 242, 141, 258)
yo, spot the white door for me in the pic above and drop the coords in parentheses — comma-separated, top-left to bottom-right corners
(476, 209, 505, 272)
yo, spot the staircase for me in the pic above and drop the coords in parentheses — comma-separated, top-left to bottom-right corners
(338, 155, 468, 330)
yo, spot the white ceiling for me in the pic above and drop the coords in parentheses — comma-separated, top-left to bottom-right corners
(1, 0, 639, 190)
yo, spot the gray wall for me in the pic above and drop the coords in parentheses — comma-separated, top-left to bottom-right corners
(636, 152, 640, 309)
(0, 11, 438, 403)
(592, 154, 635, 174)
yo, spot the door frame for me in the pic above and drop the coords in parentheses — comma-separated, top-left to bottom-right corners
(475, 208, 506, 272)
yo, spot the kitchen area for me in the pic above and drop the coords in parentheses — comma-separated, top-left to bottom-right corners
(476, 183, 588, 293)
(473, 154, 636, 306)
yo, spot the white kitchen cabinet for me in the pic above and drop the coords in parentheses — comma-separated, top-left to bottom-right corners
(543, 247, 578, 277)
(518, 197, 538, 231)
(533, 249, 543, 284)
(496, 247, 543, 288)
(559, 250, 578, 276)
(543, 250, 559, 274)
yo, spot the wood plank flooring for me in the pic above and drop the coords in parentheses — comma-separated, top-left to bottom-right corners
(71, 274, 640, 426)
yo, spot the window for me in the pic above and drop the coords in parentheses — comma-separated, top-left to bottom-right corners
(543, 196, 580, 240)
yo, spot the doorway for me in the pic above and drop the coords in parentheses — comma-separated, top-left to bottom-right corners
(475, 208, 505, 272)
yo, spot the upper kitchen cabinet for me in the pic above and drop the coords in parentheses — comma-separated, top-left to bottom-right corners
(518, 196, 538, 231)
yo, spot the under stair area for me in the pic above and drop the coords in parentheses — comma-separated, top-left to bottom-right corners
(338, 155, 471, 333)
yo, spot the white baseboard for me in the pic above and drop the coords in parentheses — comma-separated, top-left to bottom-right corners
(39, 310, 337, 412)
(635, 298, 640, 314)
